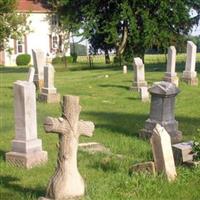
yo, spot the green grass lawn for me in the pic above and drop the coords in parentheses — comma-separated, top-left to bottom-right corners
(0, 58, 200, 200)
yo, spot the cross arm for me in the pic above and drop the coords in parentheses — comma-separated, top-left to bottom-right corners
(44, 116, 71, 134)
(78, 120, 95, 137)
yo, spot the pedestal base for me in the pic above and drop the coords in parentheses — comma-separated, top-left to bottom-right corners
(39, 93, 60, 103)
(130, 81, 148, 92)
(182, 77, 198, 86)
(139, 119, 182, 144)
(6, 151, 48, 169)
(163, 74, 179, 87)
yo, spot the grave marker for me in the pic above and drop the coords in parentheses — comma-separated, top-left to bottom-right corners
(151, 124, 177, 182)
(42, 95, 95, 200)
(182, 41, 198, 85)
(6, 80, 47, 168)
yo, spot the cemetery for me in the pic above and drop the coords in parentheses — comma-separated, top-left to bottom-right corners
(0, 1, 200, 200)
(0, 45, 200, 199)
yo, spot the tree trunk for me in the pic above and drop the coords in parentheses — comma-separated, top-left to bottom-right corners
(116, 21, 128, 57)
(105, 48, 110, 64)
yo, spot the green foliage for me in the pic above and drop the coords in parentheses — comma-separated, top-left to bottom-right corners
(192, 141, 200, 161)
(52, 56, 73, 64)
(70, 43, 87, 56)
(16, 54, 31, 66)
(50, 0, 200, 59)
(70, 52, 78, 63)
(0, 0, 29, 50)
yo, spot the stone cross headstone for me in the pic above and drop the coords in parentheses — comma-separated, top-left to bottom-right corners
(123, 65, 127, 74)
(32, 49, 46, 90)
(39, 63, 60, 103)
(131, 57, 147, 91)
(140, 81, 182, 143)
(163, 46, 179, 86)
(182, 41, 198, 85)
(6, 80, 48, 168)
(27, 67, 35, 82)
(139, 86, 150, 102)
(42, 95, 95, 200)
(151, 124, 177, 182)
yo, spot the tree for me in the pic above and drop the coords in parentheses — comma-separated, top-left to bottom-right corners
(0, 0, 28, 51)
(48, 0, 200, 61)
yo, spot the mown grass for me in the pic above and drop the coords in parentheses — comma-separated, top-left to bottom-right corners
(0, 54, 200, 200)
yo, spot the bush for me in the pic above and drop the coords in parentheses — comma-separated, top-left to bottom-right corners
(16, 54, 31, 66)
(71, 53, 78, 63)
(113, 56, 125, 64)
(52, 56, 73, 64)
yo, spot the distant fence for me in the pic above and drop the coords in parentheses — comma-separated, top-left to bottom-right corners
(76, 53, 200, 65)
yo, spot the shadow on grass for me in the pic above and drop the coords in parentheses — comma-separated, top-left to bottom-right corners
(84, 111, 200, 138)
(84, 111, 147, 138)
(0, 175, 44, 199)
(0, 67, 29, 74)
(0, 149, 6, 161)
(98, 84, 130, 91)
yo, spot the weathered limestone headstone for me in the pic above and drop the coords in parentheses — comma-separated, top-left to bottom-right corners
(139, 86, 150, 102)
(39, 64, 60, 103)
(41, 95, 95, 200)
(32, 49, 46, 90)
(163, 46, 179, 86)
(6, 76, 48, 168)
(131, 57, 147, 91)
(150, 124, 177, 182)
(123, 65, 127, 74)
(182, 41, 198, 85)
(140, 81, 182, 143)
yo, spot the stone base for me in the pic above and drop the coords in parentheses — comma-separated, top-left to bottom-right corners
(182, 77, 198, 86)
(172, 141, 193, 165)
(6, 150, 48, 169)
(39, 93, 60, 103)
(130, 81, 148, 92)
(129, 161, 155, 175)
(38, 195, 82, 200)
(163, 74, 179, 87)
(139, 126, 182, 144)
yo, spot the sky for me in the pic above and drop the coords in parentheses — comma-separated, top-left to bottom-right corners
(190, 25, 200, 36)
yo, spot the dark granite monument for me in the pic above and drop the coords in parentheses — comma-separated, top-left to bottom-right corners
(140, 81, 182, 143)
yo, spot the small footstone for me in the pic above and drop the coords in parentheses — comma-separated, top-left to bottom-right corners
(129, 161, 155, 175)
(172, 141, 193, 165)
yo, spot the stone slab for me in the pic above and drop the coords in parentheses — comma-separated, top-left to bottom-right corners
(39, 93, 60, 103)
(172, 141, 193, 165)
(129, 161, 155, 175)
(6, 151, 47, 169)
(79, 142, 111, 154)
(140, 86, 150, 102)
(11, 138, 42, 154)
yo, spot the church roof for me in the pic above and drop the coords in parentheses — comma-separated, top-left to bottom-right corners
(17, 0, 51, 13)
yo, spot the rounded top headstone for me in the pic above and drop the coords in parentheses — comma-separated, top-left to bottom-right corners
(149, 81, 180, 96)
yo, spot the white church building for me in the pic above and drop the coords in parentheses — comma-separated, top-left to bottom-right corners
(0, 0, 70, 66)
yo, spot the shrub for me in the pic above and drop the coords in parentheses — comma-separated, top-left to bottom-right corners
(113, 56, 125, 64)
(71, 53, 78, 63)
(16, 54, 31, 66)
(52, 56, 73, 64)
